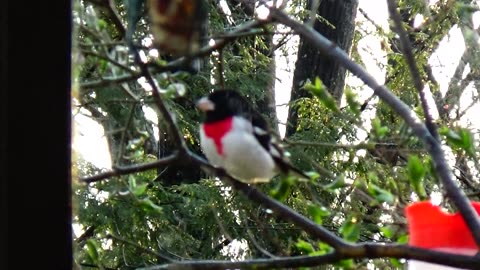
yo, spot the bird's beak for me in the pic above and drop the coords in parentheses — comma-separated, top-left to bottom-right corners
(196, 97, 215, 112)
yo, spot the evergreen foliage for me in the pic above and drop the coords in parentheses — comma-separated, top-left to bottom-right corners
(72, 0, 480, 269)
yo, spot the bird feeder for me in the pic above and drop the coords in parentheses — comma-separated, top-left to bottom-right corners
(405, 201, 480, 269)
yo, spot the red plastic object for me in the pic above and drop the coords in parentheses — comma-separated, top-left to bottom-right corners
(405, 201, 480, 249)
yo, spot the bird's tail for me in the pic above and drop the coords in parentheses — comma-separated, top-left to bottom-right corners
(273, 157, 314, 181)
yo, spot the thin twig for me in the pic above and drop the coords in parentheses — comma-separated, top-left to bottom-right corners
(81, 50, 135, 74)
(241, 212, 278, 258)
(358, 8, 386, 34)
(387, 0, 439, 141)
(307, 0, 321, 27)
(128, 45, 186, 149)
(285, 139, 388, 150)
(106, 234, 174, 262)
(79, 153, 179, 183)
(217, 49, 226, 89)
(81, 73, 142, 89)
(115, 103, 137, 164)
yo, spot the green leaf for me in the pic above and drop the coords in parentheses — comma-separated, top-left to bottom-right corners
(307, 203, 330, 225)
(368, 184, 394, 204)
(166, 83, 187, 98)
(440, 126, 476, 156)
(387, 176, 398, 191)
(295, 240, 314, 254)
(366, 172, 378, 184)
(138, 198, 162, 214)
(128, 175, 137, 190)
(335, 259, 355, 269)
(318, 242, 333, 253)
(339, 217, 360, 242)
(132, 183, 148, 196)
(407, 155, 425, 182)
(99, 59, 108, 73)
(372, 118, 389, 138)
(459, 128, 476, 157)
(390, 258, 404, 268)
(305, 171, 320, 181)
(397, 233, 409, 244)
(270, 176, 295, 202)
(345, 88, 361, 116)
(85, 239, 100, 263)
(407, 155, 427, 198)
(97, 19, 107, 30)
(380, 226, 393, 239)
(303, 77, 339, 112)
(324, 175, 346, 190)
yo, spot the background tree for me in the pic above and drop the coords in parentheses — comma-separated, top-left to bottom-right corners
(72, 0, 480, 269)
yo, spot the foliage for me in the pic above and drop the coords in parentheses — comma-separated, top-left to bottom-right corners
(72, 0, 480, 269)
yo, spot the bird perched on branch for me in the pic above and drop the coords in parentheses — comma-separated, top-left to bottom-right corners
(147, 0, 208, 58)
(196, 89, 311, 183)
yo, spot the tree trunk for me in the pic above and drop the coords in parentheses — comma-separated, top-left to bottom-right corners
(286, 0, 358, 137)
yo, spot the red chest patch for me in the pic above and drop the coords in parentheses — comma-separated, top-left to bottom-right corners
(202, 117, 233, 156)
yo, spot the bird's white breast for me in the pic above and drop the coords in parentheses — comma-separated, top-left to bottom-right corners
(200, 117, 277, 183)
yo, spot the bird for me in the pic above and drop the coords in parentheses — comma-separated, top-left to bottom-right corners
(196, 89, 311, 183)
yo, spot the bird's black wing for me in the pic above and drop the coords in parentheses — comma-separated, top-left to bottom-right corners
(250, 112, 273, 152)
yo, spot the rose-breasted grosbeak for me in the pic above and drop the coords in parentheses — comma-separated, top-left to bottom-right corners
(196, 89, 310, 183)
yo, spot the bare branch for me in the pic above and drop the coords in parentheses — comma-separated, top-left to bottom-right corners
(79, 153, 179, 183)
(139, 244, 480, 269)
(115, 103, 137, 164)
(80, 73, 142, 89)
(106, 234, 174, 262)
(81, 50, 135, 74)
(285, 139, 410, 151)
(387, 0, 439, 141)
(128, 49, 186, 149)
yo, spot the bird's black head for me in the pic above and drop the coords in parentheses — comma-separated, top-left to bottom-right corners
(196, 89, 253, 123)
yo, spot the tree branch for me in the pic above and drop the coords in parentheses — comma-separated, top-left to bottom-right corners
(147, 20, 265, 71)
(186, 152, 352, 250)
(128, 49, 186, 150)
(81, 50, 135, 74)
(80, 20, 265, 90)
(80, 73, 142, 89)
(84, 0, 126, 40)
(284, 138, 422, 152)
(267, 6, 480, 246)
(103, 151, 480, 270)
(387, 0, 439, 141)
(139, 244, 480, 269)
(79, 153, 179, 183)
(107, 234, 174, 262)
